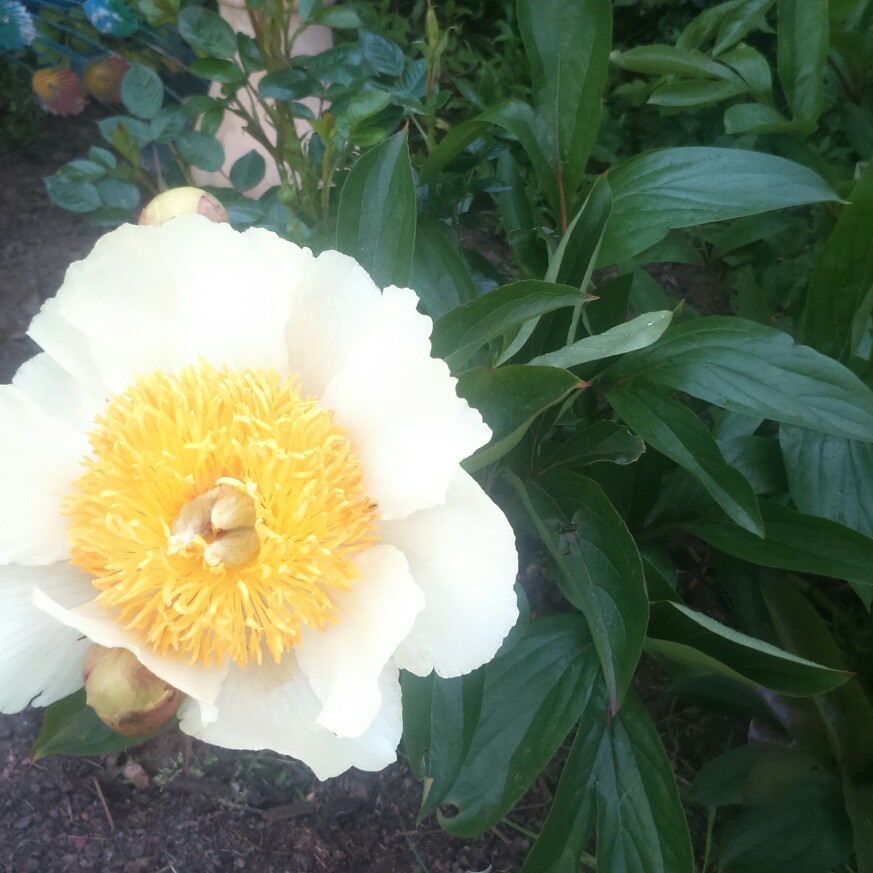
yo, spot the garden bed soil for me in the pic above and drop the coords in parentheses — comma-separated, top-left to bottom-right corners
(0, 113, 736, 873)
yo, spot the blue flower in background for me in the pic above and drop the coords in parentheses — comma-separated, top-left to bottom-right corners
(83, 0, 137, 37)
(0, 0, 36, 51)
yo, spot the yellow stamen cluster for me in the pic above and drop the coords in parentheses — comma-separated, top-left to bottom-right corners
(66, 362, 378, 668)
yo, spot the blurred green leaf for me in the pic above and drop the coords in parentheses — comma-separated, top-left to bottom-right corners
(336, 129, 415, 288)
(649, 79, 747, 109)
(359, 30, 404, 77)
(510, 470, 648, 710)
(546, 175, 612, 288)
(431, 615, 600, 837)
(175, 130, 224, 171)
(229, 149, 266, 192)
(95, 178, 140, 211)
(410, 216, 477, 319)
(595, 691, 694, 873)
(802, 166, 873, 361)
(457, 366, 582, 472)
(32, 690, 152, 759)
(648, 601, 848, 696)
(598, 148, 840, 266)
(780, 427, 873, 537)
(44, 175, 101, 213)
(189, 58, 247, 86)
(612, 44, 743, 80)
(608, 385, 763, 535)
(713, 0, 775, 55)
(517, 0, 612, 210)
(538, 421, 646, 472)
(177, 6, 237, 58)
(120, 63, 163, 120)
(777, 0, 828, 125)
(682, 501, 873, 606)
(431, 281, 584, 372)
(530, 310, 673, 369)
(718, 771, 853, 873)
(601, 317, 873, 442)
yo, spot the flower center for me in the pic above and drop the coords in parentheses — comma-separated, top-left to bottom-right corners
(66, 362, 379, 668)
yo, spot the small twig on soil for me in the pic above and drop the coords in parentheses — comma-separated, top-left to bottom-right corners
(90, 776, 114, 832)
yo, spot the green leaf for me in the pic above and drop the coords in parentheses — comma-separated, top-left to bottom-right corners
(538, 421, 646, 472)
(258, 69, 315, 101)
(681, 501, 873, 607)
(712, 0, 776, 55)
(229, 149, 266, 192)
(648, 601, 847, 696)
(718, 771, 853, 873)
(518, 683, 605, 873)
(844, 781, 873, 873)
(343, 88, 392, 124)
(494, 152, 549, 278)
(601, 317, 873, 442)
(595, 691, 694, 873)
(120, 63, 164, 120)
(598, 148, 840, 266)
(32, 690, 153, 759)
(529, 310, 673, 369)
(98, 115, 153, 148)
(456, 366, 582, 472)
(692, 744, 822, 808)
(611, 44, 743, 81)
(175, 129, 225, 172)
(723, 103, 800, 135)
(718, 435, 787, 496)
(649, 79, 747, 109)
(336, 129, 415, 288)
(401, 671, 433, 780)
(200, 106, 225, 139)
(546, 174, 612, 288)
(177, 6, 237, 58)
(780, 427, 873, 537)
(359, 30, 404, 77)
(432, 615, 601, 837)
(777, 0, 828, 125)
(761, 578, 873, 775)
(608, 386, 763, 535)
(517, 0, 611, 211)
(189, 57, 247, 86)
(150, 105, 187, 142)
(95, 178, 140, 211)
(418, 101, 556, 215)
(410, 216, 477, 319)
(316, 6, 362, 28)
(802, 166, 873, 361)
(44, 175, 100, 213)
(430, 281, 584, 372)
(721, 43, 774, 103)
(509, 471, 648, 710)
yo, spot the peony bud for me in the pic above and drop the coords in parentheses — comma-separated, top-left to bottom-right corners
(138, 187, 229, 227)
(32, 68, 87, 117)
(83, 645, 179, 737)
(83, 55, 129, 103)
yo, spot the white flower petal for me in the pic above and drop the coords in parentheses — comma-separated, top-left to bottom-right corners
(296, 544, 424, 738)
(0, 563, 94, 712)
(0, 385, 88, 564)
(284, 249, 383, 397)
(321, 286, 492, 519)
(12, 352, 105, 429)
(179, 658, 402, 780)
(385, 469, 519, 678)
(30, 218, 305, 393)
(32, 591, 228, 722)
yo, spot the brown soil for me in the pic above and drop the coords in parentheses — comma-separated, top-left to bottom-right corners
(0, 113, 737, 873)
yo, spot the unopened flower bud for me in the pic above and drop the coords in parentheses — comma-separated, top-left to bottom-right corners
(84, 55, 129, 102)
(83, 645, 179, 737)
(138, 187, 228, 227)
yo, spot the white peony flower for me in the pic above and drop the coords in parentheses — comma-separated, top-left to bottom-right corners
(0, 216, 519, 779)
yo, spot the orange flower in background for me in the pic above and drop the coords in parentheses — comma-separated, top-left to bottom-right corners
(84, 55, 130, 103)
(32, 67, 87, 116)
